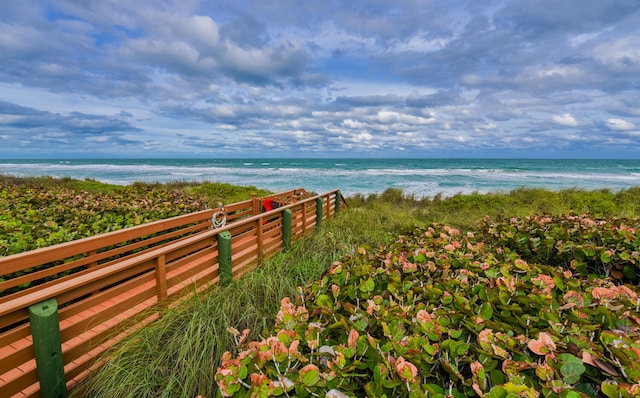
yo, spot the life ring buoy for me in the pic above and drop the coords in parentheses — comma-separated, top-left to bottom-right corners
(211, 202, 226, 228)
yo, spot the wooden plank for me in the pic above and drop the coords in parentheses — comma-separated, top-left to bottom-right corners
(0, 363, 39, 398)
(232, 234, 257, 254)
(0, 309, 30, 332)
(165, 252, 218, 290)
(59, 281, 157, 348)
(57, 272, 154, 328)
(65, 312, 159, 393)
(164, 238, 211, 264)
(0, 343, 33, 377)
(0, 323, 30, 353)
(61, 290, 158, 366)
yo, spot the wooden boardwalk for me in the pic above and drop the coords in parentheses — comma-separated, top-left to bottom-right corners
(0, 189, 345, 397)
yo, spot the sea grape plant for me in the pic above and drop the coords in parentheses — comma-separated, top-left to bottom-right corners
(0, 181, 207, 294)
(215, 216, 640, 397)
(476, 213, 640, 281)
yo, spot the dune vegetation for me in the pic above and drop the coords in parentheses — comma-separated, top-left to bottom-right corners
(2, 175, 640, 397)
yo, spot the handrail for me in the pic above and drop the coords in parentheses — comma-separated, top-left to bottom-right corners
(0, 187, 315, 298)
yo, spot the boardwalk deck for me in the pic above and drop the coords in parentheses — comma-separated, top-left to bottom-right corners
(0, 189, 345, 397)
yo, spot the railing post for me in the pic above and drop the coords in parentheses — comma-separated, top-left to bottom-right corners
(282, 209, 292, 252)
(29, 299, 68, 398)
(252, 193, 259, 215)
(335, 191, 341, 215)
(257, 218, 264, 261)
(316, 197, 323, 231)
(155, 254, 168, 306)
(302, 201, 307, 232)
(87, 250, 101, 296)
(218, 231, 232, 286)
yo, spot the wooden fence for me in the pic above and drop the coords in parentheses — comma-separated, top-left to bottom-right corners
(0, 188, 345, 397)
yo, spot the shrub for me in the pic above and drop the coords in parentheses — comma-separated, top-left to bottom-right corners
(215, 219, 640, 397)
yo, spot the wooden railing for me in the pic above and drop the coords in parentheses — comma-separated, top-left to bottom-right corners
(0, 188, 345, 398)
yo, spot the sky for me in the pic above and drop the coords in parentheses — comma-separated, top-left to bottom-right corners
(1, 1, 639, 159)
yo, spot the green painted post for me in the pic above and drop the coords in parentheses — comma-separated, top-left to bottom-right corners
(316, 198, 323, 231)
(218, 231, 232, 286)
(282, 209, 292, 252)
(335, 191, 341, 214)
(29, 298, 68, 398)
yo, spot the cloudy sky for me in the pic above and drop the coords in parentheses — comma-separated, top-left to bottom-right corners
(1, 0, 639, 158)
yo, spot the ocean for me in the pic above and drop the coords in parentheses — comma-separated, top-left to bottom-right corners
(1, 158, 639, 198)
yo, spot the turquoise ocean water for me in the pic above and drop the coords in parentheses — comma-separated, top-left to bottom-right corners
(1, 158, 639, 198)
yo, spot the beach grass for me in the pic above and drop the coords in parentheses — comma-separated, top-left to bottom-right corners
(73, 184, 640, 398)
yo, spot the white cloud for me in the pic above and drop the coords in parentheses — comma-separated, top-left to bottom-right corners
(592, 36, 640, 71)
(552, 113, 579, 127)
(353, 131, 374, 143)
(392, 34, 450, 53)
(215, 124, 237, 131)
(222, 39, 307, 78)
(342, 119, 367, 129)
(453, 135, 468, 143)
(606, 118, 636, 130)
(373, 111, 435, 125)
(568, 28, 610, 47)
(179, 15, 220, 48)
(535, 65, 582, 79)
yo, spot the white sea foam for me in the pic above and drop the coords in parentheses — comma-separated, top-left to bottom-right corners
(1, 159, 638, 198)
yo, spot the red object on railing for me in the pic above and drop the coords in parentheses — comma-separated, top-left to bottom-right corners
(262, 198, 279, 224)
(263, 198, 278, 212)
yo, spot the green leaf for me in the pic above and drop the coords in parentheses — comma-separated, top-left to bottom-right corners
(600, 381, 618, 398)
(485, 269, 498, 279)
(479, 302, 494, 321)
(373, 363, 386, 385)
(574, 383, 597, 398)
(486, 386, 507, 398)
(424, 384, 444, 397)
(359, 277, 375, 293)
(299, 365, 320, 386)
(456, 342, 470, 356)
(449, 329, 463, 339)
(623, 265, 637, 280)
(558, 353, 585, 384)
(583, 247, 596, 258)
(316, 294, 334, 309)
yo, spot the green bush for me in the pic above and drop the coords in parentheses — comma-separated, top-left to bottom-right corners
(216, 218, 640, 397)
